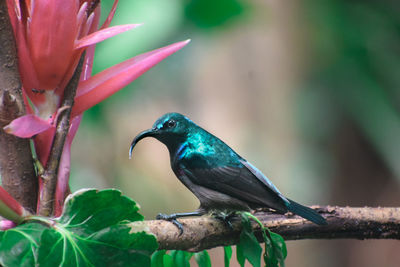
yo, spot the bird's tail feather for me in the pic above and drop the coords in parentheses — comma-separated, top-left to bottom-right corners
(286, 199, 327, 225)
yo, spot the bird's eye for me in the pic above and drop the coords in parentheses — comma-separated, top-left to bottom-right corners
(166, 119, 176, 128)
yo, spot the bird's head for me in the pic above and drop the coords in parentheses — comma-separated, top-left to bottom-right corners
(129, 113, 194, 158)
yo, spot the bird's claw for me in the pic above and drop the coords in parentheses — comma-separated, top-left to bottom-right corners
(224, 219, 234, 230)
(156, 213, 170, 220)
(213, 212, 237, 230)
(156, 213, 184, 236)
(171, 219, 184, 235)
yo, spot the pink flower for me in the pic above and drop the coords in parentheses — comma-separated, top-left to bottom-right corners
(3, 0, 189, 216)
(7, 0, 138, 117)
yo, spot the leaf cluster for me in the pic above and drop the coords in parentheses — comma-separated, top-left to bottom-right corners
(236, 212, 286, 267)
(0, 189, 157, 266)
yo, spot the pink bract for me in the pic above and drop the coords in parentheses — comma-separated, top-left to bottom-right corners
(3, 0, 189, 217)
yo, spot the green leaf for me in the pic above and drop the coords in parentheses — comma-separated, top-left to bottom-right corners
(58, 188, 144, 230)
(38, 189, 157, 266)
(169, 250, 192, 267)
(152, 250, 167, 267)
(239, 230, 262, 267)
(0, 222, 47, 267)
(271, 232, 287, 260)
(235, 212, 288, 267)
(224, 246, 232, 267)
(264, 231, 287, 267)
(238, 214, 262, 267)
(236, 243, 245, 267)
(0, 189, 158, 267)
(194, 250, 211, 267)
(162, 253, 174, 267)
(264, 239, 277, 267)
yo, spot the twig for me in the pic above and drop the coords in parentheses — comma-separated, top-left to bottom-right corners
(0, 0, 37, 212)
(38, 54, 85, 217)
(131, 206, 400, 252)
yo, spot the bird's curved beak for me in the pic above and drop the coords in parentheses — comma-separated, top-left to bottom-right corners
(129, 128, 157, 159)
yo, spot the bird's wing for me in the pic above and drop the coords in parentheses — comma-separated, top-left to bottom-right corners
(178, 158, 288, 212)
(239, 159, 288, 202)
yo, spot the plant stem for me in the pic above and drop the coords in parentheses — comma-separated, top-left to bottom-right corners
(0, 0, 38, 213)
(38, 54, 85, 217)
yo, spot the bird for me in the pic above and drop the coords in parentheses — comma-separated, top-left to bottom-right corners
(129, 112, 327, 232)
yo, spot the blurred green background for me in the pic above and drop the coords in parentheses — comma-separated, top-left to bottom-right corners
(70, 0, 400, 266)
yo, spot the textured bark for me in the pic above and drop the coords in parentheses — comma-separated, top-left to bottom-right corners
(38, 55, 84, 217)
(0, 0, 37, 212)
(133, 206, 400, 252)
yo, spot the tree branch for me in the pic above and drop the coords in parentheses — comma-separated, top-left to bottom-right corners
(132, 206, 400, 252)
(38, 54, 85, 217)
(0, 0, 37, 212)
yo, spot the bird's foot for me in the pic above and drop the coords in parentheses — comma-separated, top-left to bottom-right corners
(156, 213, 184, 235)
(213, 212, 238, 230)
(156, 211, 204, 235)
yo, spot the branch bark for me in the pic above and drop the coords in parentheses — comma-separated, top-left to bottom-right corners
(132, 206, 400, 252)
(0, 0, 38, 212)
(38, 55, 85, 217)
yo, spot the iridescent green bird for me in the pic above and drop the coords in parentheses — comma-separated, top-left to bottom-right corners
(129, 113, 326, 231)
